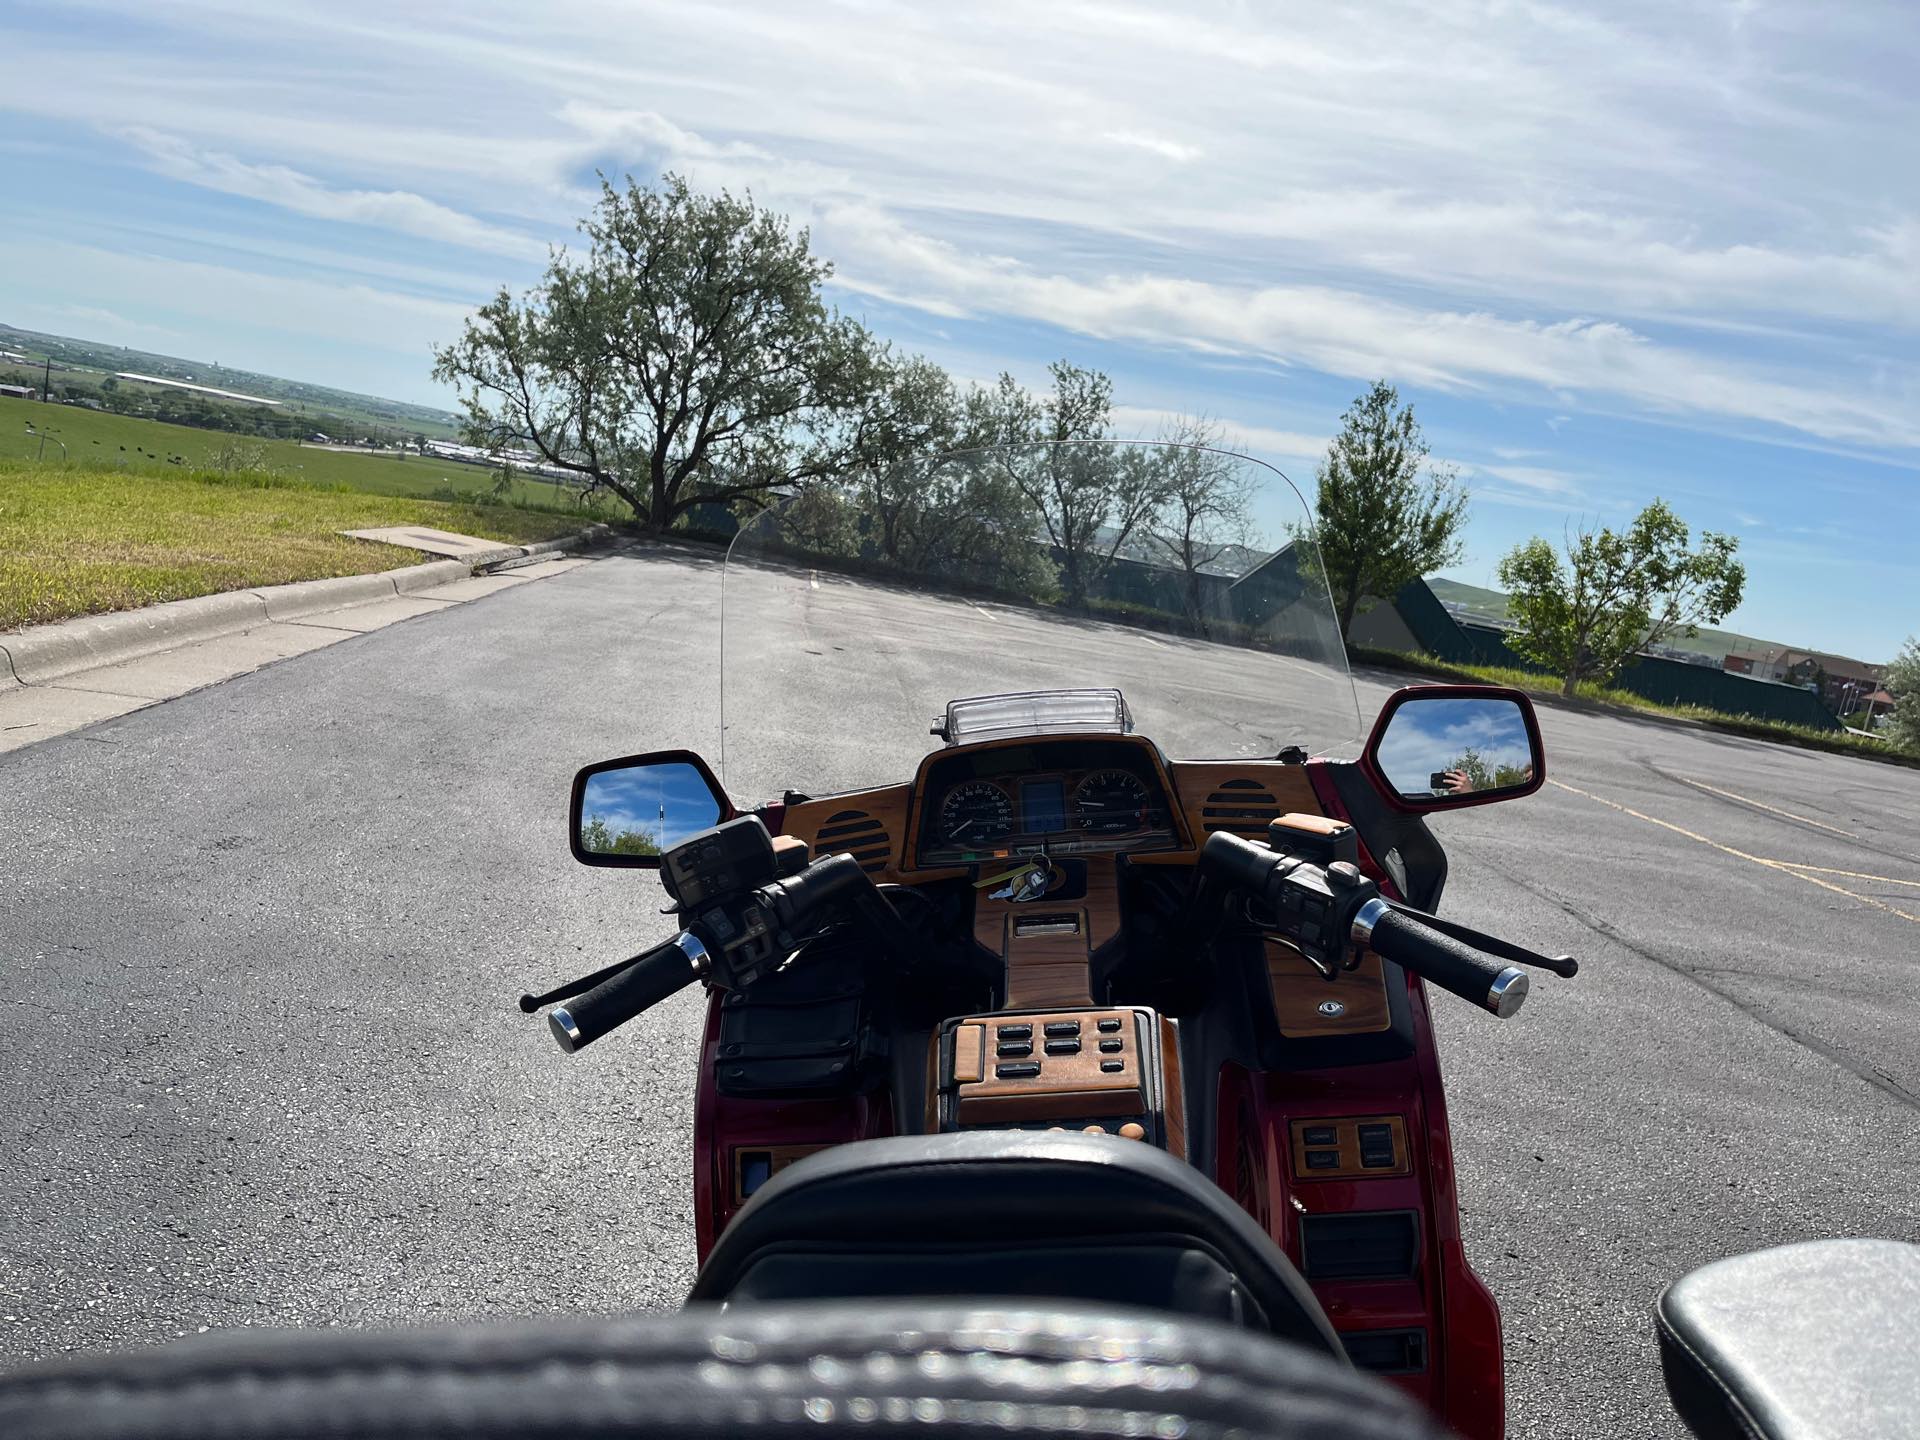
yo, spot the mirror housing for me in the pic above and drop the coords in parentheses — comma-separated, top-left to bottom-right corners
(569, 750, 734, 868)
(1362, 685, 1544, 812)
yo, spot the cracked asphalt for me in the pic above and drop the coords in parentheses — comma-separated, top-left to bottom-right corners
(2, 543, 1915, 1439)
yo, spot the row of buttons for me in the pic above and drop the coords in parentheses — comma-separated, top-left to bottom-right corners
(1302, 1121, 1399, 1171)
(995, 1058, 1129, 1078)
(999, 1017, 1125, 1041)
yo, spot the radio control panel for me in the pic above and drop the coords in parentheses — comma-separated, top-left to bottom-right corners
(936, 1007, 1174, 1146)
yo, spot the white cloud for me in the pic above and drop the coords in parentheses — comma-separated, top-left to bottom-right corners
(119, 128, 545, 260)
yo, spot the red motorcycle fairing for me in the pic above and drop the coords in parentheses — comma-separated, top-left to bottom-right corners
(690, 755, 1503, 1440)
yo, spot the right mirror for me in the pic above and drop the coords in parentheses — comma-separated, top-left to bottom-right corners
(1365, 685, 1544, 809)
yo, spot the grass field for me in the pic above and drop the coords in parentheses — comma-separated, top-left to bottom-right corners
(0, 459, 582, 631)
(0, 396, 620, 517)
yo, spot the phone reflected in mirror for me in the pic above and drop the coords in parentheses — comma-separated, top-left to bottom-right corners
(571, 753, 728, 867)
(1370, 690, 1541, 808)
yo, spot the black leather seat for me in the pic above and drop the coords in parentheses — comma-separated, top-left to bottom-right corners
(1657, 1237, 1920, 1440)
(691, 1131, 1345, 1356)
(0, 1303, 1448, 1440)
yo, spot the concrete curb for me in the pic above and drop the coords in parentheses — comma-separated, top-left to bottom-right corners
(7, 559, 475, 687)
(463, 523, 614, 572)
(0, 519, 611, 689)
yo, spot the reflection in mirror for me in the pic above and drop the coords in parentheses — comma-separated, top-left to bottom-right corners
(578, 762, 723, 858)
(1376, 696, 1535, 802)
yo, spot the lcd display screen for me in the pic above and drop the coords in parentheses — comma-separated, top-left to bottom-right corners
(1020, 778, 1067, 833)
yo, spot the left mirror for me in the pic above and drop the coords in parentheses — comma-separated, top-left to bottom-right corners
(569, 751, 731, 868)
(1366, 686, 1543, 809)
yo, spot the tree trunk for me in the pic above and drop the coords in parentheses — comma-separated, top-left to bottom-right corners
(1337, 581, 1362, 642)
(1561, 672, 1578, 698)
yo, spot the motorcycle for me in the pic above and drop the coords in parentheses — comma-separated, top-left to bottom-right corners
(3, 443, 1914, 1440)
(527, 441, 1575, 1438)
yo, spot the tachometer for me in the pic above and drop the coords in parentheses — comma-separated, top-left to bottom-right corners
(938, 781, 1014, 847)
(1073, 769, 1152, 835)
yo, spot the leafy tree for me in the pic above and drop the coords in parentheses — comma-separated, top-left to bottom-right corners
(986, 362, 1163, 609)
(1497, 499, 1746, 697)
(1302, 381, 1469, 639)
(433, 173, 880, 531)
(580, 815, 661, 857)
(1885, 636, 1920, 753)
(1139, 416, 1256, 628)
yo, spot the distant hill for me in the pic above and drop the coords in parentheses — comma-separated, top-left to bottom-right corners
(0, 323, 460, 438)
(1425, 577, 1866, 667)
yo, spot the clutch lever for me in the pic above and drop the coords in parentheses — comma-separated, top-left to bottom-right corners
(1379, 899, 1579, 978)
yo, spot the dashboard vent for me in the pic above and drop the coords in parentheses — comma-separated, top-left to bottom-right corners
(1201, 778, 1283, 839)
(814, 809, 892, 874)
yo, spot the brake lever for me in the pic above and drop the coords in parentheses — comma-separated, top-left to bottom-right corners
(1380, 899, 1578, 978)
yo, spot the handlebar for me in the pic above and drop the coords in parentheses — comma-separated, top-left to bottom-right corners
(1196, 830, 1550, 1019)
(548, 932, 711, 1054)
(1350, 899, 1529, 1018)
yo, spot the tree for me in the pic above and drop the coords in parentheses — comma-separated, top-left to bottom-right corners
(432, 173, 879, 532)
(986, 362, 1163, 609)
(1885, 637, 1920, 753)
(1302, 380, 1469, 639)
(1140, 416, 1256, 629)
(579, 815, 661, 857)
(1497, 499, 1746, 697)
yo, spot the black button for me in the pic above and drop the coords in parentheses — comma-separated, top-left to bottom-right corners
(996, 1024, 1032, 1040)
(995, 1062, 1041, 1079)
(1096, 1017, 1122, 1033)
(1100, 1060, 1125, 1073)
(1098, 1038, 1123, 1053)
(1305, 1149, 1340, 1170)
(996, 1041, 1032, 1058)
(1044, 1038, 1081, 1056)
(1043, 1020, 1081, 1037)
(1302, 1125, 1337, 1146)
(1358, 1123, 1396, 1167)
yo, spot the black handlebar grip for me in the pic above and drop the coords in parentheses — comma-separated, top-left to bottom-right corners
(1356, 902, 1529, 1018)
(548, 933, 709, 1053)
(1197, 831, 1286, 900)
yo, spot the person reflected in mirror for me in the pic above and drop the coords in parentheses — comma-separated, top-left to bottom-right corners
(1431, 759, 1532, 797)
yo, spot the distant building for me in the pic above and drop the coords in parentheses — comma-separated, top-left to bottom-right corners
(0, 383, 35, 400)
(1722, 646, 1884, 711)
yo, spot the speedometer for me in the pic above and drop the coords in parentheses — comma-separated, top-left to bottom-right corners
(1073, 769, 1152, 835)
(938, 781, 1014, 847)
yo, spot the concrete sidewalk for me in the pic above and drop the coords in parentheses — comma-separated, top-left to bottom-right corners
(0, 553, 594, 755)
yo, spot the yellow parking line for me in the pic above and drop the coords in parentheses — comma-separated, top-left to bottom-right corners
(1547, 779, 1920, 926)
(1668, 776, 1857, 838)
(1769, 861, 1920, 891)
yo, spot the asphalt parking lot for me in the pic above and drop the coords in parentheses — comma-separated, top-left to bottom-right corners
(3, 544, 1915, 1438)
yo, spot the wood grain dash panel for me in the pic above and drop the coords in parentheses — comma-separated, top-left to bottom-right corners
(1266, 940, 1392, 1037)
(1167, 761, 1322, 847)
(779, 784, 912, 880)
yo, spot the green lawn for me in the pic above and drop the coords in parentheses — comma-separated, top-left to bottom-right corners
(0, 459, 583, 631)
(0, 395, 621, 516)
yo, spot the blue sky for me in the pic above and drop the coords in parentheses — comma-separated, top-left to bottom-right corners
(2, 1, 1915, 660)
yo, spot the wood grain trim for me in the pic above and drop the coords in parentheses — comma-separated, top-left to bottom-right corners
(1288, 1115, 1411, 1181)
(780, 784, 912, 880)
(1158, 1015, 1186, 1159)
(1266, 941, 1392, 1037)
(732, 1143, 833, 1203)
(1166, 761, 1321, 847)
(976, 857, 1120, 1009)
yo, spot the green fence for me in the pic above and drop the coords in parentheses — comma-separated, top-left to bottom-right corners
(1387, 580, 1841, 731)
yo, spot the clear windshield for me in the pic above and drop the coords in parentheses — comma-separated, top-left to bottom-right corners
(720, 442, 1358, 802)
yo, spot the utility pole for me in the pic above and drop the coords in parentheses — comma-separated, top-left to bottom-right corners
(42, 355, 51, 404)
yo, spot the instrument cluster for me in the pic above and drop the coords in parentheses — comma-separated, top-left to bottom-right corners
(915, 738, 1178, 864)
